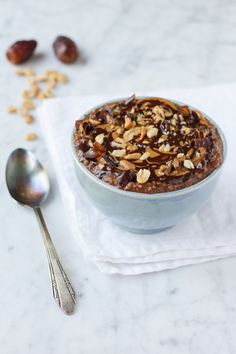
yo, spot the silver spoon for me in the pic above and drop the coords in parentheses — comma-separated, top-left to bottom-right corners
(6, 148, 76, 315)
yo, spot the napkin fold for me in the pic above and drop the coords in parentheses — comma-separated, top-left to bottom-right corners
(38, 84, 235, 275)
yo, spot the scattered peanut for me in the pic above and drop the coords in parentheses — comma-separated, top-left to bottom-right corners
(136, 169, 151, 184)
(25, 132, 38, 141)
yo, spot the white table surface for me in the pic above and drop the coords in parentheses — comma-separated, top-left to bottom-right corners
(1, 0, 236, 353)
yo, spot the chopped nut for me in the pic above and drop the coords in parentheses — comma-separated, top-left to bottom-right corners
(16, 68, 35, 76)
(146, 147, 160, 158)
(24, 115, 34, 124)
(25, 132, 38, 141)
(56, 73, 68, 83)
(158, 135, 168, 143)
(119, 160, 135, 171)
(111, 141, 126, 148)
(173, 158, 179, 169)
(184, 160, 195, 169)
(140, 152, 150, 160)
(147, 127, 158, 138)
(155, 165, 168, 176)
(138, 126, 147, 141)
(125, 153, 141, 160)
(22, 90, 31, 99)
(127, 144, 138, 152)
(31, 85, 40, 97)
(37, 91, 45, 100)
(89, 118, 100, 125)
(171, 118, 177, 126)
(111, 149, 126, 157)
(159, 143, 171, 152)
(17, 107, 27, 116)
(164, 110, 173, 117)
(112, 131, 119, 140)
(170, 169, 190, 176)
(177, 153, 184, 158)
(186, 148, 194, 159)
(43, 89, 53, 98)
(7, 105, 17, 113)
(181, 126, 191, 135)
(152, 106, 165, 119)
(95, 133, 105, 144)
(47, 78, 57, 90)
(123, 129, 134, 142)
(22, 99, 34, 110)
(137, 169, 151, 184)
(35, 74, 48, 82)
(124, 117, 132, 129)
(28, 76, 36, 85)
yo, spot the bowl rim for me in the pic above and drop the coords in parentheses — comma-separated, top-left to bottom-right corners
(71, 96, 227, 200)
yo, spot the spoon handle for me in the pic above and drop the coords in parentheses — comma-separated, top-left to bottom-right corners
(34, 207, 76, 315)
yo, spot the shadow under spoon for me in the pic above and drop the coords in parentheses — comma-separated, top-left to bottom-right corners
(5, 148, 76, 315)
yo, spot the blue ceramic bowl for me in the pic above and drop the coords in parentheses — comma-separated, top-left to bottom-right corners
(71, 98, 227, 234)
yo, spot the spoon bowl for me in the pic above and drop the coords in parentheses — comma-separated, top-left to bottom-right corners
(6, 148, 49, 207)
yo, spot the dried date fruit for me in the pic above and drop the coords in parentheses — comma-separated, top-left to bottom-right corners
(53, 36, 78, 64)
(6, 40, 37, 64)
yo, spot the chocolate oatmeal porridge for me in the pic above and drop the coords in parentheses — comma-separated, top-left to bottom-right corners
(73, 95, 223, 193)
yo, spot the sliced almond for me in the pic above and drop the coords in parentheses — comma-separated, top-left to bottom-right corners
(155, 165, 167, 176)
(111, 149, 126, 157)
(152, 106, 165, 119)
(133, 127, 142, 136)
(24, 115, 34, 124)
(186, 148, 194, 159)
(124, 117, 132, 129)
(146, 147, 160, 158)
(112, 131, 119, 140)
(89, 118, 100, 126)
(177, 153, 184, 158)
(164, 110, 173, 117)
(173, 158, 179, 169)
(95, 133, 105, 144)
(98, 123, 114, 132)
(123, 129, 134, 142)
(127, 144, 138, 152)
(170, 169, 190, 176)
(158, 134, 168, 143)
(115, 137, 124, 144)
(140, 152, 150, 160)
(111, 141, 126, 148)
(125, 152, 141, 160)
(184, 160, 195, 169)
(181, 126, 191, 135)
(171, 118, 177, 126)
(136, 169, 151, 184)
(159, 143, 171, 152)
(137, 126, 147, 141)
(147, 127, 158, 139)
(116, 127, 124, 135)
(119, 160, 135, 171)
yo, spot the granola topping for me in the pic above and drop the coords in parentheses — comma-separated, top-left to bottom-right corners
(74, 96, 223, 193)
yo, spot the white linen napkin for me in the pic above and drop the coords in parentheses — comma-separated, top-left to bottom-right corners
(37, 84, 235, 275)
